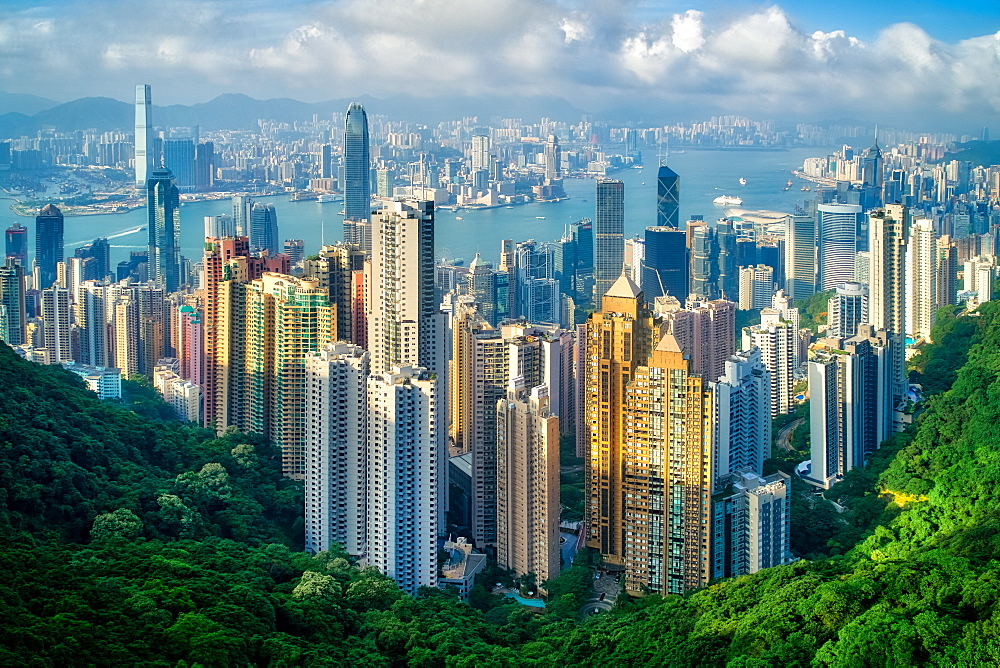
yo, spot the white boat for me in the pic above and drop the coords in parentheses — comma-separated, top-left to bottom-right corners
(739, 177, 747, 185)
(535, 216, 546, 220)
(455, 216, 463, 220)
(713, 195, 744, 206)
(316, 194, 342, 203)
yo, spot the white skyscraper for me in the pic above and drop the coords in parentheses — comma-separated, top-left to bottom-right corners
(712, 471, 792, 578)
(828, 282, 869, 339)
(366, 366, 438, 596)
(711, 348, 772, 479)
(742, 309, 796, 416)
(868, 205, 909, 403)
(905, 218, 938, 341)
(738, 264, 774, 310)
(134, 84, 153, 188)
(817, 203, 864, 290)
(304, 343, 370, 557)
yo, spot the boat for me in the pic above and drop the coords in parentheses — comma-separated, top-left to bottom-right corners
(713, 195, 743, 206)
(316, 194, 342, 203)
(455, 216, 463, 220)
(535, 216, 546, 220)
(786, 180, 793, 187)
(739, 177, 747, 186)
(800, 186, 811, 191)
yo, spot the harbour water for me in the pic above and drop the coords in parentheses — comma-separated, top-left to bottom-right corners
(7, 147, 820, 270)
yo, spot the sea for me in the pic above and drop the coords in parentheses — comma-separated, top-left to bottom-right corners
(4, 147, 821, 270)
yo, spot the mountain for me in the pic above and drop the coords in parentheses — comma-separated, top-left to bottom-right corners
(0, 91, 60, 116)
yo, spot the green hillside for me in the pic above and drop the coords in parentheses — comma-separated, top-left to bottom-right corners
(2, 298, 1000, 664)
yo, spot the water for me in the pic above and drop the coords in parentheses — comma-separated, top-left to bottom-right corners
(3, 147, 819, 270)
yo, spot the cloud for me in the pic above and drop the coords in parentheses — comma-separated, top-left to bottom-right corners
(0, 0, 997, 125)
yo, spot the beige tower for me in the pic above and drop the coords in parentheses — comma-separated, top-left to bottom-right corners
(868, 204, 909, 402)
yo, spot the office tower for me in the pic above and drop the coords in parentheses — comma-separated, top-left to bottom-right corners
(147, 168, 181, 293)
(366, 365, 438, 596)
(642, 226, 688, 302)
(817, 204, 864, 290)
(204, 214, 235, 240)
(738, 264, 774, 310)
(73, 238, 110, 282)
(656, 165, 680, 229)
(232, 195, 252, 237)
(828, 282, 869, 338)
(344, 103, 371, 245)
(543, 134, 561, 181)
(621, 332, 713, 595)
(283, 239, 305, 268)
(304, 342, 369, 557)
(716, 218, 738, 300)
(860, 135, 884, 209)
(375, 168, 395, 198)
(303, 243, 366, 345)
(905, 219, 938, 340)
(35, 204, 64, 291)
(712, 471, 791, 579)
(742, 309, 796, 416)
(964, 256, 996, 304)
(808, 326, 892, 488)
(555, 219, 593, 305)
(41, 286, 72, 364)
(594, 179, 625, 301)
(5, 223, 27, 263)
(0, 258, 26, 345)
(320, 144, 333, 180)
(134, 84, 153, 188)
(466, 254, 497, 325)
(784, 214, 816, 299)
(868, 205, 909, 402)
(249, 202, 279, 256)
(659, 298, 736, 384)
(162, 139, 195, 188)
(935, 236, 958, 307)
(735, 237, 757, 269)
(496, 381, 560, 586)
(711, 348, 772, 479)
(514, 240, 560, 325)
(368, 199, 442, 376)
(689, 221, 718, 300)
(195, 141, 214, 189)
(586, 274, 655, 564)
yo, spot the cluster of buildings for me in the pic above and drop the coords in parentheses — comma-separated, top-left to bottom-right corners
(2, 84, 999, 601)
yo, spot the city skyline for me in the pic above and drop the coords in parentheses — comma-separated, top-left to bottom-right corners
(0, 2, 999, 128)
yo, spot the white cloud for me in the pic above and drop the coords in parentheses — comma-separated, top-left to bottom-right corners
(0, 1, 997, 125)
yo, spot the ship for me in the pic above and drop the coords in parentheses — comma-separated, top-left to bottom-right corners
(713, 195, 744, 206)
(739, 177, 747, 185)
(316, 194, 342, 203)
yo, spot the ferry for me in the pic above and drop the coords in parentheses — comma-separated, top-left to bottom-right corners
(739, 177, 747, 186)
(713, 195, 743, 206)
(316, 194, 342, 203)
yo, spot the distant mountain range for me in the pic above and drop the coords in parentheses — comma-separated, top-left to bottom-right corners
(0, 91, 586, 136)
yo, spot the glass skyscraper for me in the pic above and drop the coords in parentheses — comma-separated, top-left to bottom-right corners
(656, 165, 679, 229)
(147, 168, 181, 293)
(344, 103, 371, 246)
(249, 202, 279, 256)
(642, 226, 688, 302)
(35, 203, 64, 291)
(594, 179, 624, 301)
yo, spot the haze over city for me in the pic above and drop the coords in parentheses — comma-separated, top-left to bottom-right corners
(2, 0, 1000, 127)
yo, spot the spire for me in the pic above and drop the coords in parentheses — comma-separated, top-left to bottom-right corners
(604, 271, 642, 300)
(655, 332, 683, 353)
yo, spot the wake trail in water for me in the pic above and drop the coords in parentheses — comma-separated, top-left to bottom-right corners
(66, 225, 144, 247)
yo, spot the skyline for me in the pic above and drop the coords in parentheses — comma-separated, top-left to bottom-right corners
(1, 2, 999, 128)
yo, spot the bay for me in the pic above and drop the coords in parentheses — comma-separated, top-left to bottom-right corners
(4, 147, 820, 270)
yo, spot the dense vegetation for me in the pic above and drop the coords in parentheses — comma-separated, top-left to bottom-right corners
(4, 299, 1000, 664)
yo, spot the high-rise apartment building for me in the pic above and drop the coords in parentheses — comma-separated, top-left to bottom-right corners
(344, 103, 371, 246)
(711, 348, 771, 479)
(905, 219, 938, 341)
(964, 256, 995, 304)
(147, 168, 181, 293)
(302, 243, 366, 344)
(134, 84, 153, 188)
(41, 286, 72, 364)
(0, 258, 26, 345)
(658, 298, 737, 384)
(496, 382, 560, 586)
(828, 282, 868, 339)
(204, 214, 235, 240)
(594, 179, 625, 301)
(738, 264, 774, 310)
(35, 204, 64, 291)
(742, 309, 797, 416)
(712, 471, 791, 579)
(304, 343, 369, 557)
(868, 205, 909, 403)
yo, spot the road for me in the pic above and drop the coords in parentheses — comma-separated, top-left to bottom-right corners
(776, 417, 806, 452)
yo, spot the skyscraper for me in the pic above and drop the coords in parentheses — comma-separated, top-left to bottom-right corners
(35, 204, 64, 291)
(716, 218, 738, 300)
(656, 165, 679, 228)
(41, 286, 72, 364)
(784, 214, 817, 300)
(642, 226, 688, 302)
(344, 103, 371, 245)
(302, 243, 366, 344)
(738, 265, 775, 310)
(711, 348, 771, 478)
(742, 309, 797, 416)
(0, 258, 26, 345)
(249, 202, 279, 256)
(232, 195, 252, 237)
(147, 168, 181, 293)
(828, 282, 869, 338)
(905, 218, 938, 341)
(134, 84, 153, 188)
(162, 139, 196, 188)
(594, 179, 625, 301)
(5, 223, 27, 264)
(817, 204, 864, 290)
(712, 471, 791, 578)
(868, 205, 909, 403)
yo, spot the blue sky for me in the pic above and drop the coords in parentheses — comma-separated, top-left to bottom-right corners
(1, 0, 999, 127)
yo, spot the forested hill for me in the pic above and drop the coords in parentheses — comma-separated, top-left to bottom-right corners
(3, 301, 1000, 664)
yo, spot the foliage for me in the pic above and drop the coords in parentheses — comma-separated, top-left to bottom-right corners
(795, 289, 836, 333)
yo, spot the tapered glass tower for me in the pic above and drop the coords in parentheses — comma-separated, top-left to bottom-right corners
(344, 103, 371, 246)
(147, 168, 181, 293)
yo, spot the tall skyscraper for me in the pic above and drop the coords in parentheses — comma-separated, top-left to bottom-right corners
(304, 342, 369, 557)
(905, 218, 938, 341)
(594, 179, 625, 301)
(35, 204, 64, 291)
(41, 286, 72, 364)
(134, 84, 153, 188)
(302, 243, 366, 345)
(249, 202, 279, 256)
(162, 139, 196, 188)
(828, 282, 869, 338)
(344, 103, 371, 245)
(716, 218, 738, 300)
(817, 204, 864, 290)
(742, 309, 797, 416)
(711, 348, 772, 478)
(688, 221, 718, 300)
(738, 264, 775, 310)
(0, 258, 26, 345)
(496, 381, 560, 586)
(784, 214, 817, 300)
(543, 134, 561, 181)
(712, 471, 791, 578)
(232, 195, 252, 237)
(656, 165, 680, 228)
(147, 168, 181, 293)
(642, 226, 688, 302)
(868, 205, 909, 403)
(5, 223, 27, 264)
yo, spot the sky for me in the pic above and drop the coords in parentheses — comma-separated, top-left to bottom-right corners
(1, 0, 1000, 126)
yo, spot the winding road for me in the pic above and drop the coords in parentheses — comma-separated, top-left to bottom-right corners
(776, 417, 806, 452)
